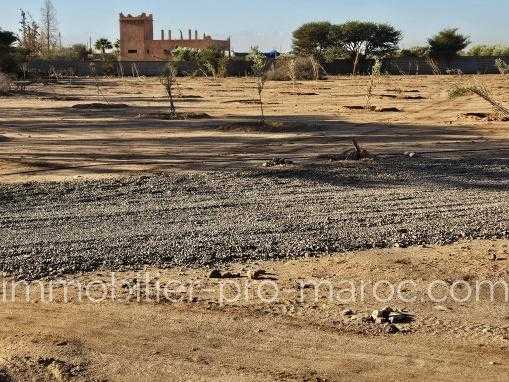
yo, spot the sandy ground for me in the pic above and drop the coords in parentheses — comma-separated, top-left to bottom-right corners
(0, 75, 508, 381)
(0, 75, 508, 182)
(0, 240, 508, 381)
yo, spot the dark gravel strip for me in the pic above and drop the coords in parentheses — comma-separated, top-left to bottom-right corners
(0, 157, 508, 280)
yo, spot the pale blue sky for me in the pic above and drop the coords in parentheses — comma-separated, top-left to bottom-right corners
(2, 0, 508, 51)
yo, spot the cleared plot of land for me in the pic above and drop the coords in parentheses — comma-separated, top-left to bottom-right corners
(0, 75, 508, 182)
(0, 75, 508, 381)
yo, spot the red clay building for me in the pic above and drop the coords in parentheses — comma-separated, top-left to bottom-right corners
(119, 13, 231, 61)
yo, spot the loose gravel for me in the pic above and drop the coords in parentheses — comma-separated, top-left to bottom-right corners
(1, 157, 508, 280)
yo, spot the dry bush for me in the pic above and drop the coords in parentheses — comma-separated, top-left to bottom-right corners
(265, 55, 325, 81)
(495, 59, 509, 74)
(449, 80, 509, 118)
(0, 72, 12, 95)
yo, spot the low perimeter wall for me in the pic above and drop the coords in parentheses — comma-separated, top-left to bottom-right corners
(28, 56, 509, 77)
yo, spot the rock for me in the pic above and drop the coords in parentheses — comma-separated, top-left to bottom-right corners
(247, 269, 266, 280)
(385, 324, 400, 334)
(372, 306, 393, 321)
(208, 269, 222, 279)
(341, 308, 354, 316)
(388, 311, 414, 324)
(434, 305, 449, 311)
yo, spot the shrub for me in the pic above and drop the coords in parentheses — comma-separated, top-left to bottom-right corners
(172, 47, 202, 75)
(397, 46, 430, 58)
(427, 28, 470, 60)
(265, 55, 325, 81)
(495, 59, 509, 74)
(468, 45, 509, 57)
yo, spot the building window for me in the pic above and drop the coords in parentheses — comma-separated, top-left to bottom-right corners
(146, 49, 150, 54)
(128, 49, 137, 54)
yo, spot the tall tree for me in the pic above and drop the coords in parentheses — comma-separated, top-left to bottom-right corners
(328, 21, 402, 59)
(328, 21, 401, 73)
(40, 0, 59, 54)
(19, 10, 41, 59)
(94, 38, 113, 54)
(292, 22, 332, 57)
(428, 28, 470, 60)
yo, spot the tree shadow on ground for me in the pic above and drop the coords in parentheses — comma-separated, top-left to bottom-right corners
(1, 106, 508, 191)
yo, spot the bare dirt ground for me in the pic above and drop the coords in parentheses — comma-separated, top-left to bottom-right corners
(0, 75, 508, 381)
(0, 240, 508, 381)
(0, 75, 508, 182)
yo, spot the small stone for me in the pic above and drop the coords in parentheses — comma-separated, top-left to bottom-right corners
(434, 305, 448, 311)
(208, 269, 222, 279)
(342, 308, 354, 316)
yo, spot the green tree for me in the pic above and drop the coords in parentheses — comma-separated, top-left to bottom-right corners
(292, 22, 332, 57)
(328, 21, 402, 59)
(0, 29, 18, 72)
(328, 21, 401, 73)
(94, 38, 113, 54)
(428, 28, 470, 60)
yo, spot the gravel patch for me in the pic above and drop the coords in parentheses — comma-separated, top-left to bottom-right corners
(0, 157, 508, 280)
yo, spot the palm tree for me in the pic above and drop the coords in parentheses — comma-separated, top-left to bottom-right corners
(94, 38, 113, 54)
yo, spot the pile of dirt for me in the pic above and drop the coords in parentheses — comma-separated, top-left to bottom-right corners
(71, 103, 129, 110)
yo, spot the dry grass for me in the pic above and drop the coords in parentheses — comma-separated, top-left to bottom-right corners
(0, 72, 11, 95)
(449, 80, 509, 118)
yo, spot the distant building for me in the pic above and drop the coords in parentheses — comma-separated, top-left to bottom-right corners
(119, 13, 231, 61)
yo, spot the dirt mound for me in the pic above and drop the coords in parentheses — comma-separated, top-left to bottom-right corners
(71, 103, 129, 110)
